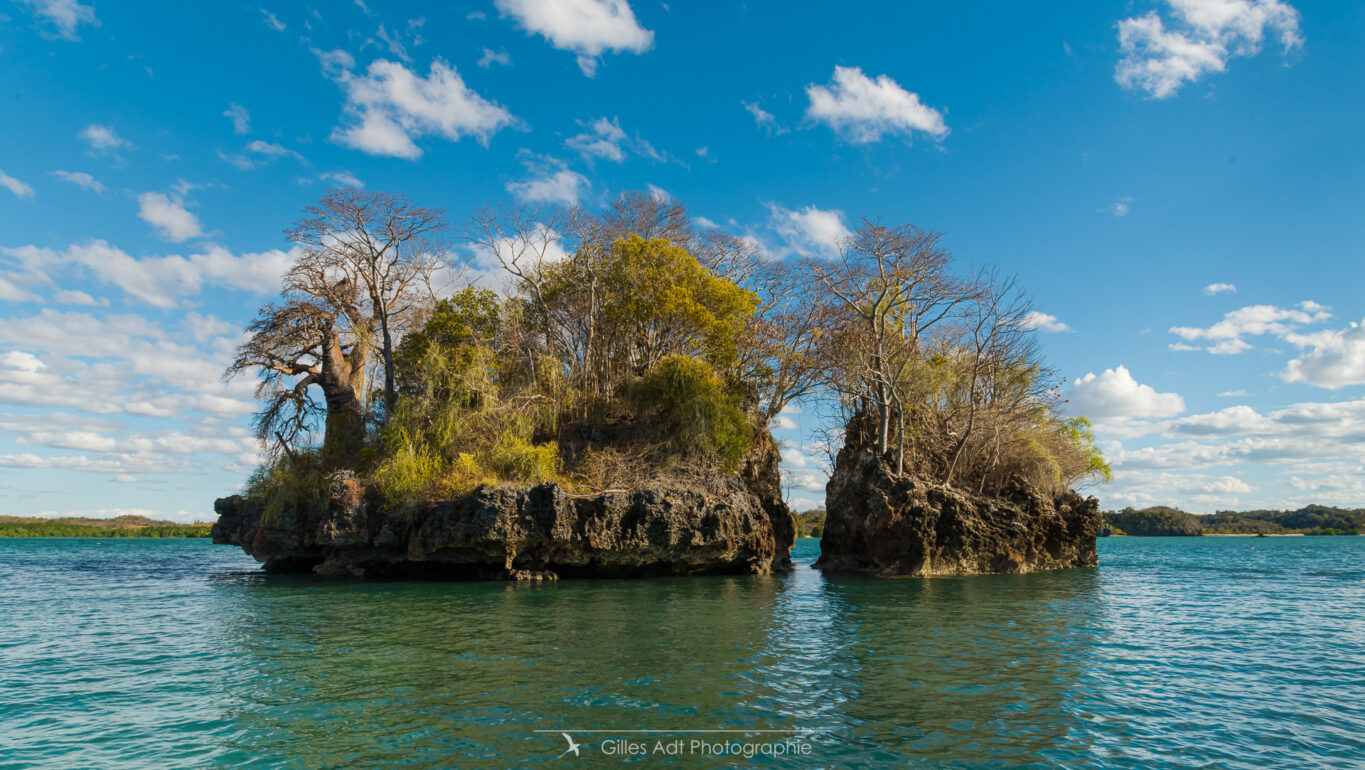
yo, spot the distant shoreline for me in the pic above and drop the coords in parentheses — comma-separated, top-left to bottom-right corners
(0, 515, 212, 539)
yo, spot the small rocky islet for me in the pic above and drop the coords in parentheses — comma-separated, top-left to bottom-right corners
(214, 190, 1105, 580)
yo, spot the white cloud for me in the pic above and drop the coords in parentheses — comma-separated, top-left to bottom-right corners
(1282, 319, 1365, 389)
(0, 169, 35, 199)
(563, 116, 666, 165)
(79, 124, 128, 153)
(1, 240, 299, 308)
(566, 116, 628, 161)
(245, 139, 304, 161)
(18, 0, 98, 40)
(51, 170, 104, 194)
(1203, 281, 1237, 295)
(1169, 301, 1331, 354)
(260, 8, 286, 31)
(743, 101, 785, 134)
(1068, 365, 1185, 423)
(1116, 0, 1303, 99)
(330, 59, 517, 159)
(496, 0, 653, 77)
(805, 66, 948, 144)
(766, 203, 852, 259)
(223, 103, 251, 134)
(1217, 389, 1250, 397)
(1105, 196, 1133, 217)
(319, 170, 365, 188)
(478, 48, 511, 68)
(1021, 311, 1072, 333)
(506, 167, 588, 205)
(770, 416, 798, 431)
(137, 192, 204, 243)
(52, 289, 104, 306)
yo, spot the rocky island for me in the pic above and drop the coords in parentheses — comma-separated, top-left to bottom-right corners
(214, 190, 1105, 579)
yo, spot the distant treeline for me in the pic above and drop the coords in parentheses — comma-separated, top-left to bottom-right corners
(1102, 505, 1365, 536)
(795, 509, 826, 538)
(0, 518, 212, 538)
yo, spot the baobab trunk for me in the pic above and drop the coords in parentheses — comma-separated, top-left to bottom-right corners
(318, 330, 367, 466)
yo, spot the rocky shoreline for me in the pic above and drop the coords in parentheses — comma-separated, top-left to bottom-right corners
(213, 436, 795, 580)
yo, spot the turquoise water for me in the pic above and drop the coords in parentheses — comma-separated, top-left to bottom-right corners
(1, 537, 1362, 768)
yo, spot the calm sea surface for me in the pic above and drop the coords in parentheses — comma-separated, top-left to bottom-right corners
(1, 536, 1362, 768)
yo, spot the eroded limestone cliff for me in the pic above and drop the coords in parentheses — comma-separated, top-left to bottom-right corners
(213, 436, 794, 579)
(815, 442, 1100, 577)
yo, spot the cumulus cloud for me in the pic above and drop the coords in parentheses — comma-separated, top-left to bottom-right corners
(496, 0, 653, 77)
(17, 0, 98, 40)
(329, 58, 517, 159)
(770, 416, 798, 431)
(0, 169, 35, 199)
(1116, 0, 1303, 99)
(51, 170, 104, 194)
(1021, 311, 1072, 333)
(1068, 365, 1185, 423)
(1282, 319, 1365, 389)
(805, 66, 948, 144)
(1203, 282, 1237, 295)
(1169, 301, 1331, 354)
(79, 124, 128, 153)
(0, 311, 259, 430)
(222, 103, 252, 134)
(564, 116, 666, 164)
(1, 240, 299, 308)
(506, 167, 588, 205)
(765, 203, 852, 259)
(137, 193, 204, 242)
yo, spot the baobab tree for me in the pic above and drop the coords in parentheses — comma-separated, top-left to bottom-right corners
(229, 189, 448, 463)
(227, 291, 369, 464)
(286, 189, 447, 417)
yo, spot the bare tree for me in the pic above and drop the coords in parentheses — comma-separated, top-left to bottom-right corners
(808, 219, 967, 469)
(287, 189, 446, 418)
(740, 260, 835, 421)
(466, 204, 566, 364)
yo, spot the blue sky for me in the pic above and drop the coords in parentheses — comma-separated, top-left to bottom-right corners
(1, 0, 1362, 520)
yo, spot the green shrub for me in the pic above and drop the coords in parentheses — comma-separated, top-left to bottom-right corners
(244, 450, 332, 525)
(629, 354, 752, 471)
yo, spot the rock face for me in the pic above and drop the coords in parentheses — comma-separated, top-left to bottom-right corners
(815, 446, 1100, 577)
(213, 442, 795, 579)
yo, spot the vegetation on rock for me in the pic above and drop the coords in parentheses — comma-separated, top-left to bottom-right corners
(227, 190, 1111, 528)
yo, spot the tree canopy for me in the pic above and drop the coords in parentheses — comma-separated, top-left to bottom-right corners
(229, 189, 1111, 511)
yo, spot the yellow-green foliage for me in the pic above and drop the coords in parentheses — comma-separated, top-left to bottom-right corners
(630, 354, 752, 471)
(244, 449, 331, 524)
(998, 415, 1111, 493)
(373, 342, 564, 507)
(485, 423, 559, 484)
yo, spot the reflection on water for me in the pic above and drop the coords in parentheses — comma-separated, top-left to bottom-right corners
(2, 537, 1363, 767)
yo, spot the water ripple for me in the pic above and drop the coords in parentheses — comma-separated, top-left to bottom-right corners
(0, 536, 1362, 767)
